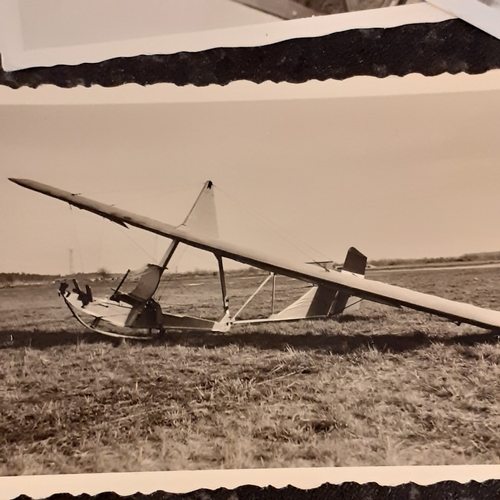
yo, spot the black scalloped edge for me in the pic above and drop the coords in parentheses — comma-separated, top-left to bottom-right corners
(9, 480, 500, 500)
(1, 18, 500, 89)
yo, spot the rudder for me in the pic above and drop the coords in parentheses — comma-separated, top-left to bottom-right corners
(331, 247, 367, 315)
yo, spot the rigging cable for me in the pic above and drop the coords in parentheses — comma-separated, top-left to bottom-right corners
(114, 223, 157, 262)
(69, 205, 86, 273)
(77, 180, 204, 267)
(156, 243, 189, 302)
(214, 185, 333, 265)
(96, 216, 106, 272)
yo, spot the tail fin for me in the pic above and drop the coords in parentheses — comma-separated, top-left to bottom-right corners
(331, 247, 367, 315)
(341, 247, 367, 276)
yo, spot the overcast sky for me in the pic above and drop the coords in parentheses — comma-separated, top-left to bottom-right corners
(2, 85, 500, 275)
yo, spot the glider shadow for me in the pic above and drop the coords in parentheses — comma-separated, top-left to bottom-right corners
(1, 321, 499, 355)
(158, 328, 500, 354)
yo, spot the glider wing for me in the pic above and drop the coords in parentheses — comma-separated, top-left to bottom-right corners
(10, 178, 500, 331)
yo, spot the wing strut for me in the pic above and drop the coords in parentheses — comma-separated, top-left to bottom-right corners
(232, 273, 274, 321)
(216, 254, 229, 313)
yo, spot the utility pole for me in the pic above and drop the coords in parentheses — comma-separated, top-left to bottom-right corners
(69, 248, 74, 275)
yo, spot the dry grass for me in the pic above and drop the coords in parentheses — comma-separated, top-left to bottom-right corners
(1, 267, 500, 475)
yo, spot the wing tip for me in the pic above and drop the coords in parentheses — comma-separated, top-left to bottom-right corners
(9, 178, 35, 189)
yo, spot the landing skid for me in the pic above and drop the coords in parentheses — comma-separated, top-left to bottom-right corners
(62, 294, 155, 340)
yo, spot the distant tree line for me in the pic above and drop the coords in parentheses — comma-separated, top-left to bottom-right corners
(3, 252, 499, 286)
(369, 251, 500, 268)
(0, 271, 111, 287)
(0, 272, 60, 287)
(0, 266, 264, 287)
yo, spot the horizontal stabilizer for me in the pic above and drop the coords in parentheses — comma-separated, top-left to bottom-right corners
(271, 285, 336, 320)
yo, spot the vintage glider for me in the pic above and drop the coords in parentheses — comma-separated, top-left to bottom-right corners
(9, 177, 500, 339)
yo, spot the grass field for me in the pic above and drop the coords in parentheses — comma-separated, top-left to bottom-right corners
(1, 266, 500, 475)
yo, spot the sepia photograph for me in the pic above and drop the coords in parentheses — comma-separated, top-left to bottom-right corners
(1, 73, 500, 479)
(427, 0, 500, 40)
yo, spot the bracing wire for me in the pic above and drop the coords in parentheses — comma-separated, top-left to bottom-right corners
(214, 185, 333, 265)
(96, 216, 105, 271)
(76, 180, 205, 268)
(69, 205, 85, 273)
(342, 298, 363, 311)
(114, 224, 157, 262)
(156, 244, 189, 301)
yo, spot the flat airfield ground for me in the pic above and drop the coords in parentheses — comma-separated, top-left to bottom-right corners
(1, 266, 500, 475)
